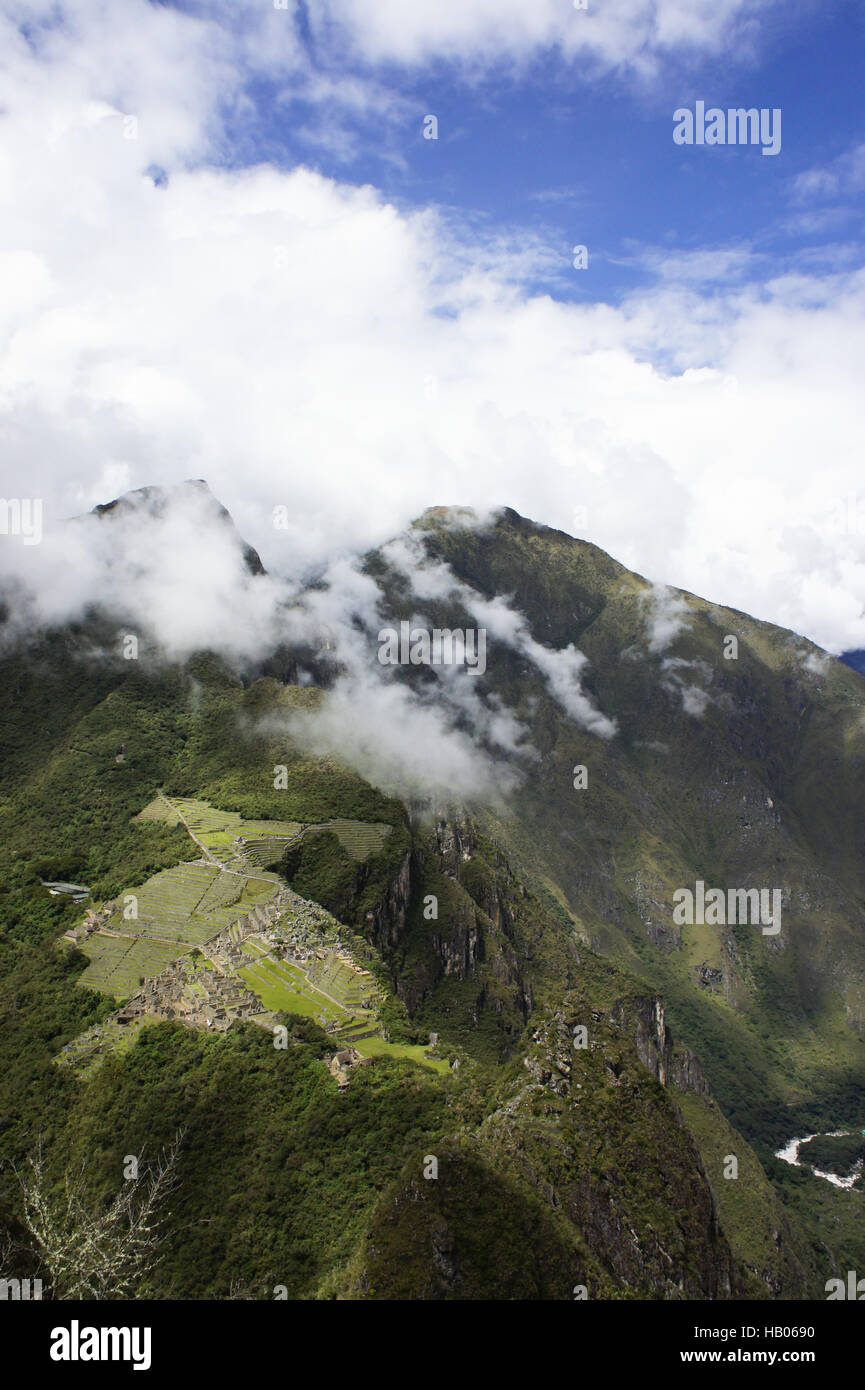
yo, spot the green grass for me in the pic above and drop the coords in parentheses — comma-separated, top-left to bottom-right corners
(75, 860, 280, 998)
(169, 797, 302, 856)
(235, 954, 449, 1073)
(237, 944, 388, 1042)
(137, 795, 391, 871)
(351, 1034, 450, 1073)
(239, 961, 338, 1019)
(76, 936, 181, 998)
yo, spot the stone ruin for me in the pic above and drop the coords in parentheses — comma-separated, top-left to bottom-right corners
(65, 876, 380, 1054)
(327, 1047, 364, 1090)
(111, 956, 264, 1033)
(62, 901, 118, 946)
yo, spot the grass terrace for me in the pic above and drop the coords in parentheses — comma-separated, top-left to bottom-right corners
(135, 795, 391, 869)
(351, 1035, 451, 1074)
(75, 862, 280, 999)
(75, 936, 180, 997)
(239, 956, 341, 1022)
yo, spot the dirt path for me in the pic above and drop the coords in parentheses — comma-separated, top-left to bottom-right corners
(158, 791, 221, 866)
(246, 942, 364, 1016)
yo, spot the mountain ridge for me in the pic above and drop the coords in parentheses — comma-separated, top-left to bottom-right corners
(0, 484, 862, 1299)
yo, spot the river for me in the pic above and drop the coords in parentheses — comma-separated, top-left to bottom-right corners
(775, 1130, 865, 1190)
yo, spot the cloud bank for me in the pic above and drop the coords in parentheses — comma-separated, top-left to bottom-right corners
(266, 529, 618, 804)
(0, 481, 291, 663)
(1, 0, 864, 662)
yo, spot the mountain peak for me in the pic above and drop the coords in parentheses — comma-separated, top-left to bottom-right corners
(91, 477, 211, 517)
(89, 479, 265, 576)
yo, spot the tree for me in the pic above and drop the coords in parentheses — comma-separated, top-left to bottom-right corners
(14, 1130, 184, 1299)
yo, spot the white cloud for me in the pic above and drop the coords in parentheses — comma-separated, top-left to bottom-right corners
(641, 584, 691, 654)
(680, 684, 711, 717)
(382, 532, 617, 737)
(273, 669, 520, 806)
(310, 0, 775, 74)
(1, 0, 865, 664)
(660, 656, 714, 718)
(0, 481, 291, 663)
(791, 143, 865, 203)
(255, 545, 533, 805)
(629, 245, 759, 286)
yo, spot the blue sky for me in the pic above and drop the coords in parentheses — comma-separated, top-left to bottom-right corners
(217, 0, 865, 303)
(1, 0, 865, 655)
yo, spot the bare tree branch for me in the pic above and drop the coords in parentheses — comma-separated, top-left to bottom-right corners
(13, 1130, 184, 1300)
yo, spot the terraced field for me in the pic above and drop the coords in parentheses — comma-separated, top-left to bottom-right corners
(101, 864, 276, 945)
(76, 935, 181, 995)
(305, 954, 379, 1010)
(76, 862, 279, 999)
(236, 940, 378, 1031)
(175, 798, 303, 863)
(320, 819, 391, 861)
(135, 797, 182, 827)
(238, 955, 342, 1022)
(235, 814, 390, 867)
(235, 944, 445, 1068)
(240, 835, 299, 868)
(73, 793, 435, 1073)
(135, 796, 391, 869)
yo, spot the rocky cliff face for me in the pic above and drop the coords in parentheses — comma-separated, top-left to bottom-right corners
(502, 998, 735, 1297)
(368, 847, 412, 949)
(610, 996, 709, 1095)
(363, 505, 865, 1150)
(367, 817, 537, 1044)
(341, 989, 739, 1300)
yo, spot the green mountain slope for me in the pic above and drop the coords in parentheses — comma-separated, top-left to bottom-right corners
(1, 490, 862, 1299)
(375, 507, 865, 1145)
